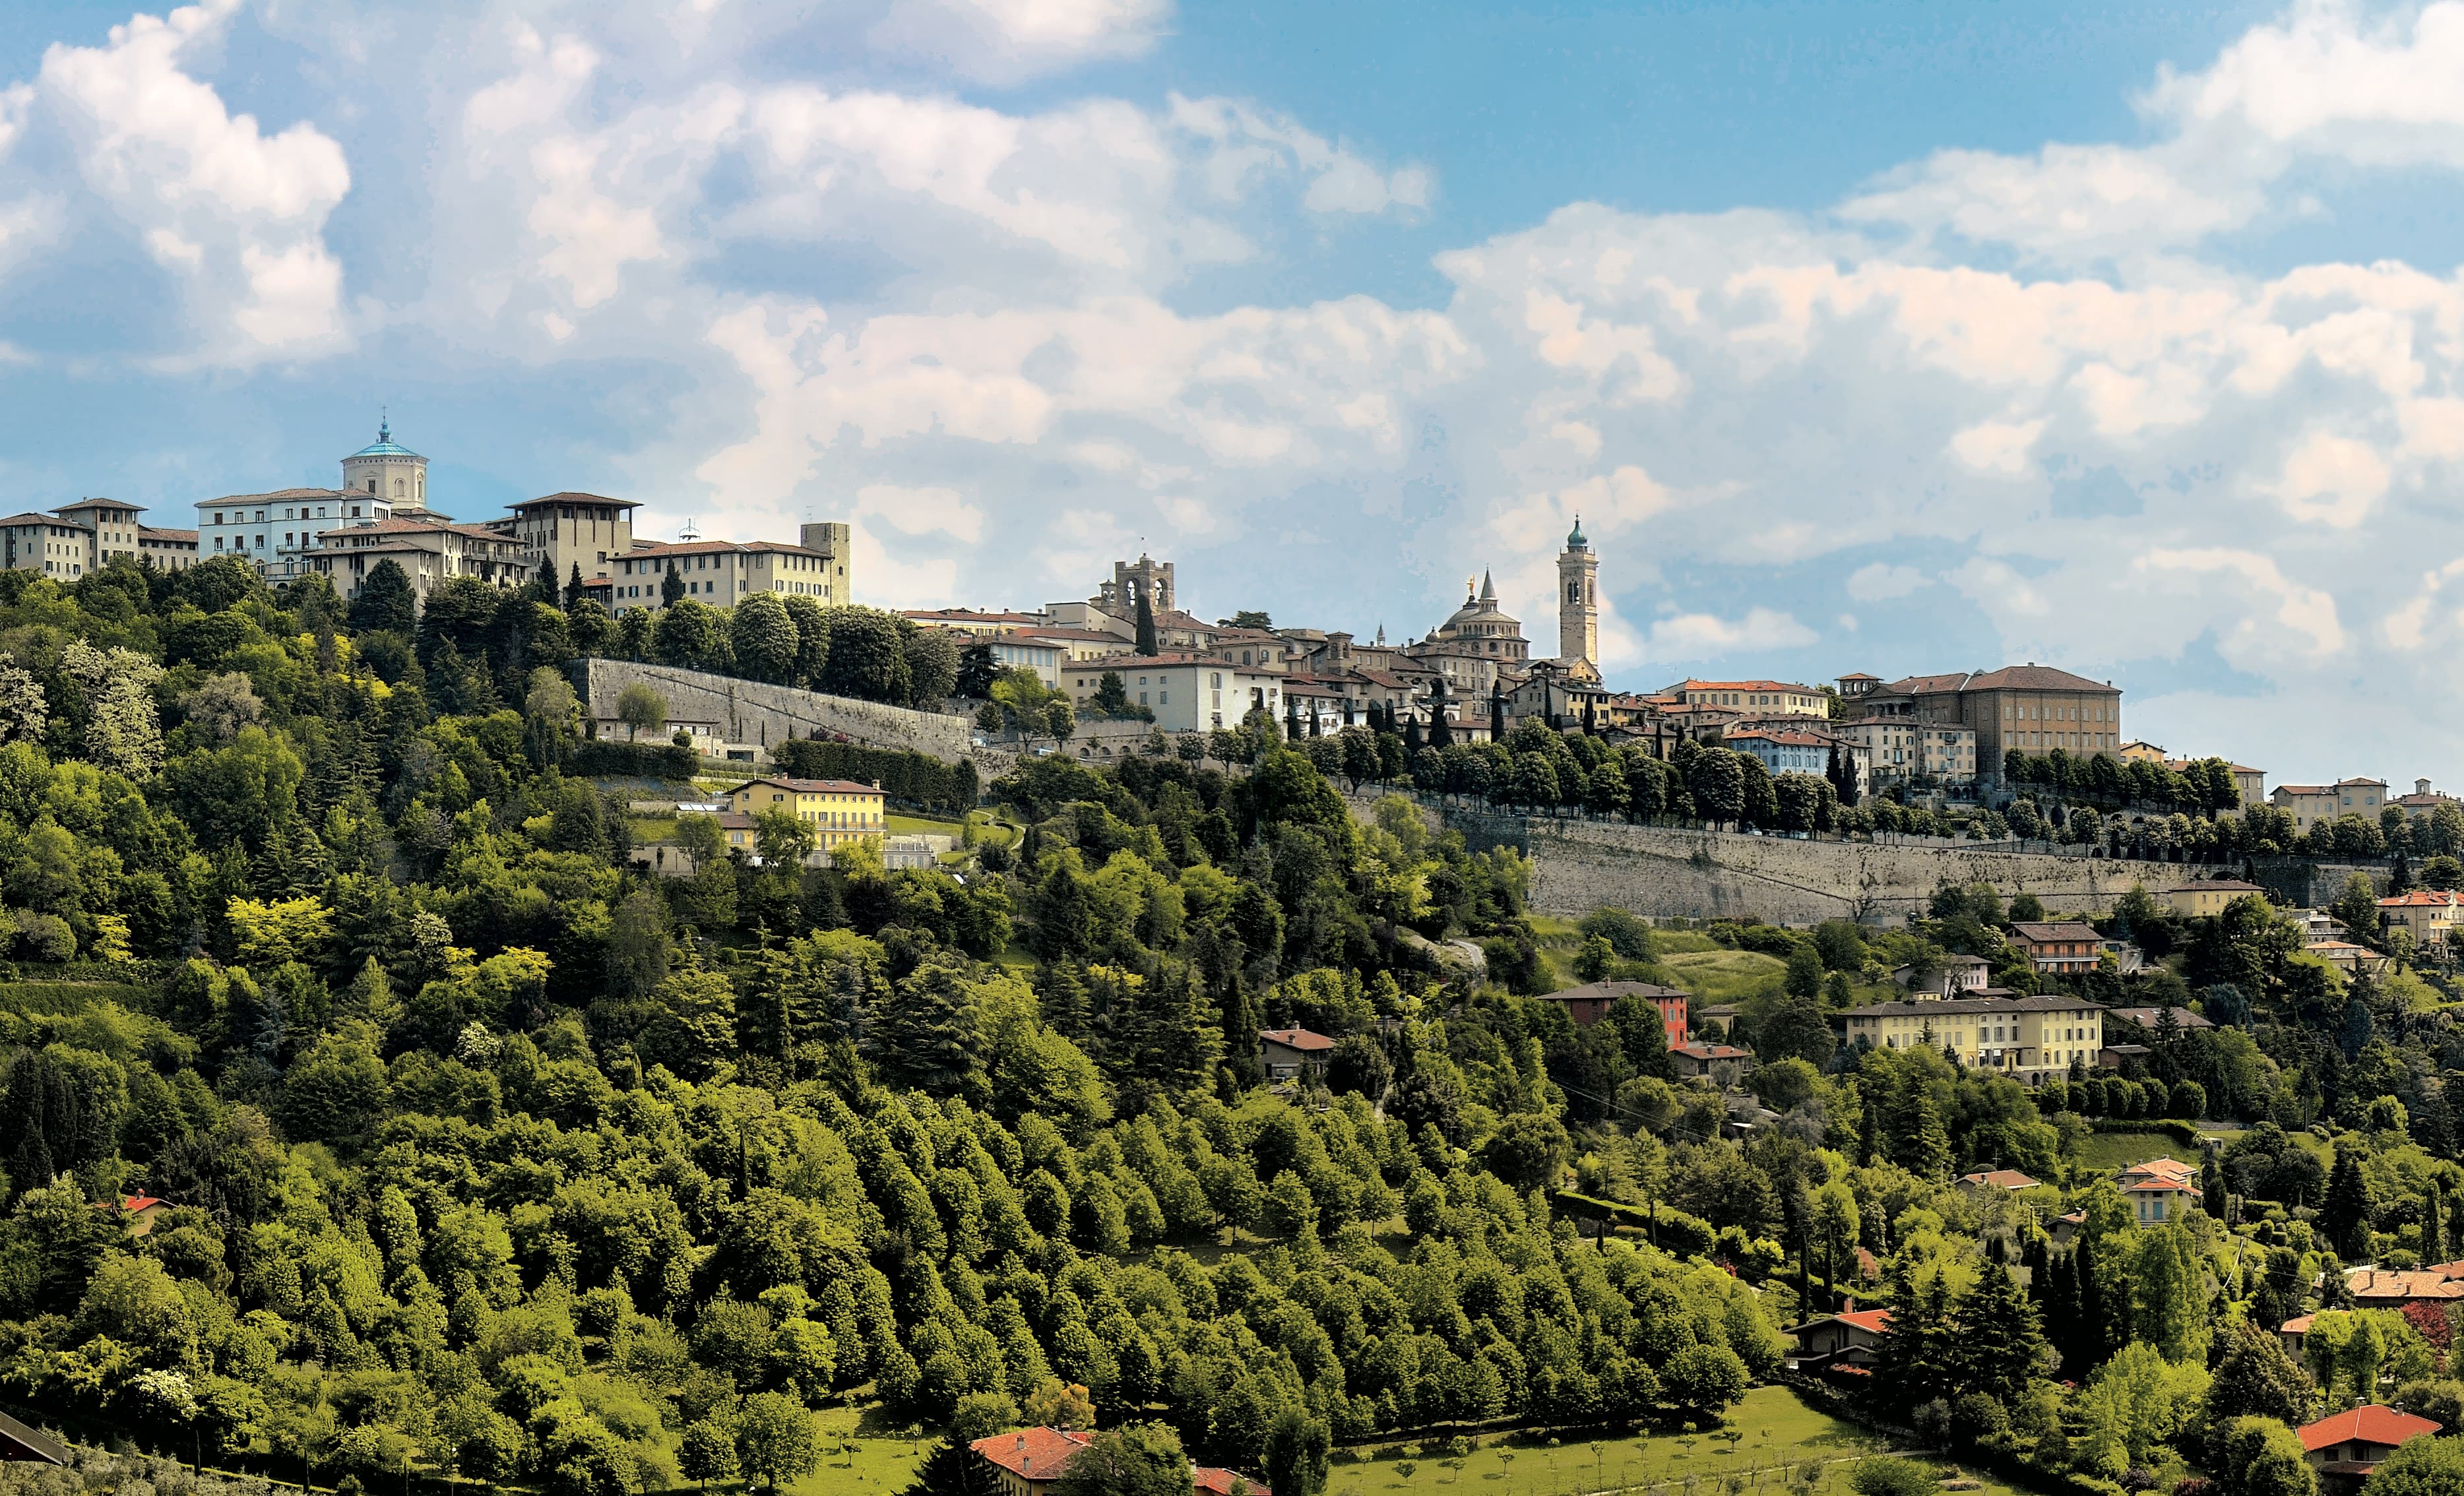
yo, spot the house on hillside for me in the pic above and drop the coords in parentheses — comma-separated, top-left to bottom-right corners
(2298, 1406, 2441, 1490)
(2117, 1158, 2201, 1224)
(971, 1427, 1267, 1496)
(2008, 921, 2104, 975)
(1670, 1041, 1754, 1081)
(1536, 980, 1688, 1044)
(1784, 1308, 1891, 1379)
(1257, 1028, 1333, 1082)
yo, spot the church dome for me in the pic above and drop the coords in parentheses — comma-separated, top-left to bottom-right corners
(1566, 514, 1587, 549)
(349, 419, 420, 459)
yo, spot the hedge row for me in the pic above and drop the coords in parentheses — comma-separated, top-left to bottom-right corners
(772, 739, 980, 815)
(571, 740, 699, 780)
(1547, 1190, 1719, 1259)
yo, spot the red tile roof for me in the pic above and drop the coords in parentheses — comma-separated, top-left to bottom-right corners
(972, 1427, 1090, 1480)
(1194, 1469, 1269, 1495)
(1674, 1042, 1753, 1061)
(1260, 1028, 1334, 1053)
(512, 491, 639, 509)
(1958, 1169, 2042, 1191)
(2381, 890, 2461, 908)
(2297, 1406, 2442, 1453)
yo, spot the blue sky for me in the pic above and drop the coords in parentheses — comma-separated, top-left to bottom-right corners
(3, 0, 2464, 783)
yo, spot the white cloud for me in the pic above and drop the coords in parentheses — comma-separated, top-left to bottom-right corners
(854, 482, 984, 542)
(871, 0, 1172, 84)
(24, 0, 2464, 770)
(2135, 547, 2346, 656)
(1948, 418, 2048, 477)
(2259, 429, 2389, 527)
(37, 0, 350, 363)
(1641, 608, 1819, 662)
(1847, 563, 1928, 602)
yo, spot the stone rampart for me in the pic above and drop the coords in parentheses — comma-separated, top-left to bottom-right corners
(576, 660, 976, 763)
(1438, 809, 2219, 924)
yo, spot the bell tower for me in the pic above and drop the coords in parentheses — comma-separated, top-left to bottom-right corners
(1557, 514, 1597, 664)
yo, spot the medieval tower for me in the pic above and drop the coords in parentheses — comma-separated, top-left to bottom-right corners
(1557, 515, 1597, 664)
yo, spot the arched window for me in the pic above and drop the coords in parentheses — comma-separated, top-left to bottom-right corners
(393, 478, 405, 497)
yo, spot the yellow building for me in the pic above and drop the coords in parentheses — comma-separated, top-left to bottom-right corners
(2163, 880, 2265, 919)
(1841, 993, 2104, 1080)
(1670, 678, 1829, 716)
(2380, 890, 2462, 948)
(724, 776, 885, 854)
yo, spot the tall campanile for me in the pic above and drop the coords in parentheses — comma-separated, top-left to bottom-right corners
(1557, 514, 1598, 664)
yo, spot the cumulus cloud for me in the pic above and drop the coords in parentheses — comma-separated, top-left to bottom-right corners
(19, 0, 2464, 770)
(36, 0, 349, 363)
(871, 0, 1172, 84)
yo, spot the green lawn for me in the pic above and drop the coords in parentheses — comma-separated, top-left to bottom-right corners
(1325, 1386, 1898, 1496)
(2069, 1130, 2197, 1173)
(780, 1386, 2020, 1496)
(1658, 950, 1790, 1005)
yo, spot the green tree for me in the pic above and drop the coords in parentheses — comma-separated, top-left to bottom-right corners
(2335, 871, 2385, 947)
(731, 594, 801, 684)
(1263, 1408, 1330, 1496)
(734, 1392, 820, 1491)
(2323, 1146, 2374, 1258)
(1051, 1423, 1193, 1496)
(679, 1418, 739, 1489)
(2214, 1417, 2319, 1496)
(906, 627, 960, 702)
(1133, 584, 1160, 656)
(349, 559, 418, 635)
(821, 608, 912, 704)
(661, 560, 685, 606)
(616, 682, 666, 742)
(2208, 1319, 2316, 1431)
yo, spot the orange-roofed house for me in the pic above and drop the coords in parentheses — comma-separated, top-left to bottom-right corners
(971, 1427, 1269, 1496)
(1957, 1169, 2042, 1193)
(2117, 1158, 2201, 1225)
(92, 1195, 170, 1237)
(2347, 1268, 2464, 1310)
(973, 1427, 1092, 1495)
(2380, 890, 2463, 948)
(1257, 1028, 1334, 1082)
(2298, 1405, 2441, 1488)
(1785, 1308, 1892, 1376)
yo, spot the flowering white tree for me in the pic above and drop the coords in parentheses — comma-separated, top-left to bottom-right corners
(63, 639, 164, 780)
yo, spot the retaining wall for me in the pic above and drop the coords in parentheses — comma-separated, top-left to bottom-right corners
(576, 660, 976, 763)
(1438, 809, 2223, 924)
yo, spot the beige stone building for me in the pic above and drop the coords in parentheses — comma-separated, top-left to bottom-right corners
(1671, 678, 1829, 716)
(1834, 718, 1976, 784)
(1843, 664, 2122, 777)
(0, 498, 152, 578)
(1558, 517, 1598, 665)
(495, 493, 639, 591)
(606, 526, 849, 615)
(2380, 890, 2463, 947)
(1841, 993, 2105, 1080)
(309, 516, 534, 604)
(1405, 572, 1530, 697)
(138, 526, 198, 571)
(2271, 778, 2387, 830)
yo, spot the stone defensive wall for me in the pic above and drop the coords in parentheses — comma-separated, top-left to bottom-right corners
(1436, 809, 2216, 925)
(575, 659, 980, 764)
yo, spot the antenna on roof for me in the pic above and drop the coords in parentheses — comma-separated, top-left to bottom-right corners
(680, 516, 701, 543)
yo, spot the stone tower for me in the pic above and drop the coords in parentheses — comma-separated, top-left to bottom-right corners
(340, 418, 429, 514)
(1557, 514, 1597, 664)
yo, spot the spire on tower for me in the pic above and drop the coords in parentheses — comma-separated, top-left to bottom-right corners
(1479, 569, 1495, 601)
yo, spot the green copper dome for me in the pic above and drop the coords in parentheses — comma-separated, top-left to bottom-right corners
(1566, 514, 1587, 549)
(350, 418, 420, 459)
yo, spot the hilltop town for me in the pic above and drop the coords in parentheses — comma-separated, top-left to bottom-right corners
(0, 425, 2454, 1496)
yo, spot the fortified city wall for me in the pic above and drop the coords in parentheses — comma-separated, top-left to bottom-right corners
(1434, 809, 2219, 924)
(574, 659, 992, 767)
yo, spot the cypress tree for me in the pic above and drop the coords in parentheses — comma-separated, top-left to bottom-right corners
(1954, 1261, 2046, 1407)
(2428, 1184, 2447, 1266)
(1133, 580, 1160, 656)
(1490, 683, 1505, 742)
(2322, 1146, 2373, 1258)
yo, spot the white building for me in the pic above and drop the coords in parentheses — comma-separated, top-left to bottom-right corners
(1059, 654, 1284, 733)
(199, 423, 430, 579)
